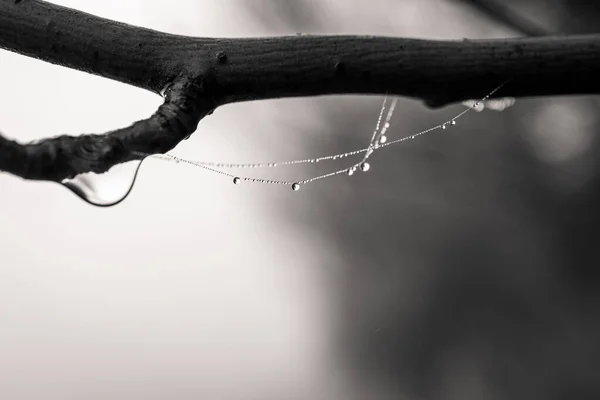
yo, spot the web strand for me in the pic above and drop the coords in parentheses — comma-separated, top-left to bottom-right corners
(134, 81, 508, 190)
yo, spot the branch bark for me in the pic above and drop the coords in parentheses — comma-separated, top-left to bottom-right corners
(2, 0, 600, 183)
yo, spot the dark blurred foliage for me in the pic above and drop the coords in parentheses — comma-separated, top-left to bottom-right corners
(468, 0, 600, 35)
(247, 1, 600, 399)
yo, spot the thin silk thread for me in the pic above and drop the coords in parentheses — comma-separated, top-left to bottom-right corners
(134, 81, 508, 190)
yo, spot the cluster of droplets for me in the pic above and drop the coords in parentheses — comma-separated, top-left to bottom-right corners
(134, 82, 507, 192)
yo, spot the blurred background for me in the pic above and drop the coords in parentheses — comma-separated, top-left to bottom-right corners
(1, 0, 599, 399)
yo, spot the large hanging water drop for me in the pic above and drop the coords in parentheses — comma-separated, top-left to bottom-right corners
(61, 157, 148, 207)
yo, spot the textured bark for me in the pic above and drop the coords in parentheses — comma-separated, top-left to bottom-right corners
(0, 79, 210, 181)
(2, 0, 600, 182)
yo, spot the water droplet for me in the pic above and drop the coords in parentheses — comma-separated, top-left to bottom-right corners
(360, 162, 370, 172)
(451, 120, 456, 125)
(411, 135, 415, 139)
(441, 124, 447, 130)
(233, 176, 241, 184)
(379, 135, 387, 144)
(384, 122, 390, 129)
(61, 157, 148, 207)
(347, 168, 355, 176)
(292, 183, 300, 191)
(159, 82, 173, 98)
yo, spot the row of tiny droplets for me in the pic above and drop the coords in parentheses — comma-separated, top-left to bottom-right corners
(140, 82, 507, 191)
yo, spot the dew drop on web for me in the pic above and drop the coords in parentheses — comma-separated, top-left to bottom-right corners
(61, 158, 148, 207)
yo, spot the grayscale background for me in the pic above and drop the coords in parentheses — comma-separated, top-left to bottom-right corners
(1, 1, 599, 399)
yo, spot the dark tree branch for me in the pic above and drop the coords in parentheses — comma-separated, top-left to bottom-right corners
(0, 79, 211, 181)
(2, 0, 600, 183)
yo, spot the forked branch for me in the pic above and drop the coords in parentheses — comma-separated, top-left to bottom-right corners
(2, 0, 600, 182)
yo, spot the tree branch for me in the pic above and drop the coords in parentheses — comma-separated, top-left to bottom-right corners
(2, 0, 600, 183)
(0, 79, 211, 181)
